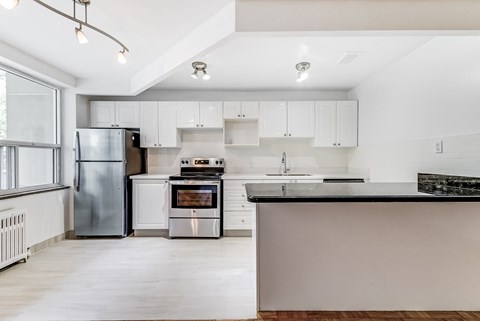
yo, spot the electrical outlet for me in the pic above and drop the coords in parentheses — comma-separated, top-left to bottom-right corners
(435, 140, 443, 154)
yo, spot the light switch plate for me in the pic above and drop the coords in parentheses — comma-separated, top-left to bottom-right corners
(435, 140, 443, 153)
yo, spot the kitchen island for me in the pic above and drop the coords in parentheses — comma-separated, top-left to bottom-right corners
(247, 175, 480, 311)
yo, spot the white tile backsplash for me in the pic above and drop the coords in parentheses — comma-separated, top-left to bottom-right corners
(147, 130, 349, 174)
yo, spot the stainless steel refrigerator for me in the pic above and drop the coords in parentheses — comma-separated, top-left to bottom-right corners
(74, 129, 145, 237)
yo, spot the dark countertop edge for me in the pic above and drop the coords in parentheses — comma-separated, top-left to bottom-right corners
(0, 185, 70, 201)
(247, 195, 480, 203)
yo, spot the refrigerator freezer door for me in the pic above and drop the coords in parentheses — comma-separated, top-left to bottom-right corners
(76, 129, 125, 161)
(74, 161, 126, 236)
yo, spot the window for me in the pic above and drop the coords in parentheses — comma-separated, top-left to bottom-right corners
(0, 66, 60, 194)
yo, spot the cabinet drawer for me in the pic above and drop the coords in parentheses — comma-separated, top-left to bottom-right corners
(224, 212, 253, 230)
(223, 179, 263, 190)
(224, 190, 248, 200)
(224, 200, 255, 211)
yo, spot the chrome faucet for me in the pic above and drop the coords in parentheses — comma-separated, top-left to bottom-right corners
(280, 152, 288, 174)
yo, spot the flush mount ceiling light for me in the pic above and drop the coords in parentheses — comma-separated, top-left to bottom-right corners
(1, 0, 129, 64)
(296, 62, 311, 82)
(190, 61, 210, 80)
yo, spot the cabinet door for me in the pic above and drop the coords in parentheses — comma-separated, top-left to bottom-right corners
(259, 101, 287, 137)
(336, 101, 358, 147)
(176, 101, 199, 128)
(133, 180, 168, 229)
(90, 101, 115, 128)
(287, 101, 314, 137)
(223, 101, 242, 119)
(314, 101, 337, 147)
(115, 101, 140, 128)
(242, 101, 259, 119)
(158, 102, 180, 147)
(200, 101, 223, 128)
(139, 101, 158, 147)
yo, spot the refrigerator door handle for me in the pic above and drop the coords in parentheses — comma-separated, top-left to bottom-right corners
(74, 131, 81, 191)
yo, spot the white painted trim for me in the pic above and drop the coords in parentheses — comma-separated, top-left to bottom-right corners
(0, 40, 76, 88)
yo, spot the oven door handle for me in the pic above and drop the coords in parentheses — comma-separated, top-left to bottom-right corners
(169, 180, 220, 186)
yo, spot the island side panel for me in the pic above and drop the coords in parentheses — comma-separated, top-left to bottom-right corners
(256, 202, 480, 311)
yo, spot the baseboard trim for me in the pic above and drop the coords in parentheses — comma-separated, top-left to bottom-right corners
(29, 230, 74, 254)
(133, 229, 169, 237)
(224, 230, 252, 237)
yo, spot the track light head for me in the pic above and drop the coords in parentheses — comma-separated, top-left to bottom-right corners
(75, 25, 88, 44)
(118, 49, 127, 64)
(190, 70, 199, 79)
(202, 71, 210, 80)
(0, 0, 19, 10)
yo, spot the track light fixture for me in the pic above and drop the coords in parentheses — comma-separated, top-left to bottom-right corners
(191, 62, 210, 81)
(296, 62, 311, 82)
(1, 0, 129, 64)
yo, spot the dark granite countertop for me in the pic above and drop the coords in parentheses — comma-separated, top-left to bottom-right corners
(245, 182, 480, 203)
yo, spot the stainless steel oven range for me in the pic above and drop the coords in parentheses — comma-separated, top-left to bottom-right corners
(169, 157, 224, 238)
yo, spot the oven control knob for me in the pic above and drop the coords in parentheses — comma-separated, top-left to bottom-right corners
(215, 160, 219, 165)
(185, 160, 189, 164)
(181, 160, 185, 164)
(220, 160, 223, 164)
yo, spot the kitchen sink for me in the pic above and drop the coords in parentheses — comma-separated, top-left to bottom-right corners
(265, 173, 312, 176)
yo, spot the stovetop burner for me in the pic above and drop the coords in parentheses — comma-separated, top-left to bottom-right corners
(170, 157, 225, 181)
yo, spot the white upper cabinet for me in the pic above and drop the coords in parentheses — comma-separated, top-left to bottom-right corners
(140, 101, 180, 148)
(176, 101, 199, 128)
(177, 101, 223, 128)
(90, 101, 139, 128)
(259, 101, 287, 137)
(224, 101, 259, 119)
(314, 100, 358, 147)
(200, 101, 223, 128)
(260, 101, 314, 138)
(139, 101, 158, 147)
(287, 101, 315, 138)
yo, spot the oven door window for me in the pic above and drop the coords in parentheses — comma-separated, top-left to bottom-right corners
(171, 184, 218, 209)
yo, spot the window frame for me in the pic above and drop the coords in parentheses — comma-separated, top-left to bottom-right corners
(0, 64, 62, 195)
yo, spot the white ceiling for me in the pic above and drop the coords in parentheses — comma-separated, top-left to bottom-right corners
(153, 36, 433, 91)
(0, 1, 450, 93)
(0, 0, 232, 82)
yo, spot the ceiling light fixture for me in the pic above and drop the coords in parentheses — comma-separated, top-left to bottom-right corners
(296, 62, 311, 83)
(191, 62, 210, 81)
(75, 24, 88, 44)
(1, 0, 129, 64)
(0, 0, 19, 9)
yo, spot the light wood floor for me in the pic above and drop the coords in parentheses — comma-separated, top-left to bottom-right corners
(0, 237, 256, 321)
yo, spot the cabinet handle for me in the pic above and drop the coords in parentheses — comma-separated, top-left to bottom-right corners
(242, 194, 245, 197)
(334, 143, 337, 146)
(159, 144, 162, 146)
(201, 124, 204, 127)
(238, 114, 241, 117)
(338, 143, 341, 146)
(289, 133, 292, 137)
(111, 124, 114, 127)
(196, 124, 199, 127)
(242, 205, 245, 208)
(154, 144, 157, 146)
(242, 114, 245, 117)
(284, 133, 287, 136)
(242, 219, 245, 223)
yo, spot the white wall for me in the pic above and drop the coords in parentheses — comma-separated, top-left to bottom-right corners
(348, 37, 480, 182)
(91, 90, 351, 174)
(0, 189, 69, 247)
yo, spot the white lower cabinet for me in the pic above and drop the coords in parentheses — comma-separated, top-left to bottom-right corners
(133, 179, 169, 229)
(223, 179, 262, 231)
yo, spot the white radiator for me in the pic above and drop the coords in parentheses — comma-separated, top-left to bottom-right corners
(0, 210, 27, 270)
